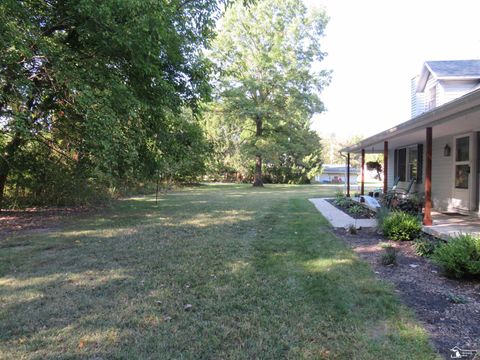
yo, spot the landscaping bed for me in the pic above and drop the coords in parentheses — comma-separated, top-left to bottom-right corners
(335, 227, 480, 359)
(326, 197, 376, 219)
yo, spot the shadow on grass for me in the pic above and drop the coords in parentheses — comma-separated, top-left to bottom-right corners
(0, 185, 438, 359)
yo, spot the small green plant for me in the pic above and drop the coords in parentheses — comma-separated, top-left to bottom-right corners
(333, 195, 352, 208)
(376, 206, 390, 230)
(347, 224, 358, 235)
(432, 234, 480, 278)
(447, 293, 468, 304)
(413, 237, 438, 257)
(380, 244, 397, 265)
(349, 204, 365, 218)
(381, 211, 422, 241)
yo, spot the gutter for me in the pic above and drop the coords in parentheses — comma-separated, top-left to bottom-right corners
(342, 87, 480, 153)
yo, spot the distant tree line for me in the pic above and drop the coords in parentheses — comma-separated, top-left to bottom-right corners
(0, 0, 330, 208)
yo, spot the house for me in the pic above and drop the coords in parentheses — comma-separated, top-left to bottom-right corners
(342, 59, 480, 227)
(411, 60, 480, 117)
(314, 164, 359, 184)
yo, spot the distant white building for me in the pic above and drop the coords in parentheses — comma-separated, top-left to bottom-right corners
(314, 164, 359, 184)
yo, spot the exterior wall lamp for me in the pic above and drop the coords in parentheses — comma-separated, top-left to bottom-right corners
(443, 144, 451, 157)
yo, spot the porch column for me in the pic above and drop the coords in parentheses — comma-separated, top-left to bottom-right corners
(361, 148, 365, 195)
(346, 152, 351, 197)
(424, 127, 433, 226)
(383, 141, 388, 194)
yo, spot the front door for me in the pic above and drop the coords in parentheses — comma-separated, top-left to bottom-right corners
(452, 133, 476, 211)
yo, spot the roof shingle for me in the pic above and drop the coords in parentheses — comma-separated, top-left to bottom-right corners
(426, 60, 480, 78)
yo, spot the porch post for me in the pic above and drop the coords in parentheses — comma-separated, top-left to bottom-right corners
(383, 141, 388, 194)
(424, 127, 433, 226)
(361, 148, 365, 195)
(346, 152, 351, 197)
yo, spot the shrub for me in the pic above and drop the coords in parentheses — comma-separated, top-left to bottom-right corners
(381, 211, 422, 241)
(349, 204, 366, 218)
(413, 236, 438, 257)
(333, 195, 352, 208)
(432, 234, 480, 279)
(376, 206, 390, 230)
(380, 244, 397, 265)
(346, 224, 358, 235)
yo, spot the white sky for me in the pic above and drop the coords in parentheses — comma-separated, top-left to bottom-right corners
(305, 0, 480, 140)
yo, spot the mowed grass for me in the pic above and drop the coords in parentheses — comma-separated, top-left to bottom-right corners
(0, 184, 439, 359)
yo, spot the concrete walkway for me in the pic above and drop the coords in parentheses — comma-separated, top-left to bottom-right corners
(309, 198, 377, 228)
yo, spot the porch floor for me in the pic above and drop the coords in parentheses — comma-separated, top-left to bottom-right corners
(423, 211, 480, 240)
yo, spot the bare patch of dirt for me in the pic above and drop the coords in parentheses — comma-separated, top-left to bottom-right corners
(335, 228, 480, 359)
(0, 207, 93, 240)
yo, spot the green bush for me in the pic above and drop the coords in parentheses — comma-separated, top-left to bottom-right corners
(333, 195, 353, 208)
(432, 234, 480, 279)
(380, 244, 397, 265)
(413, 236, 438, 257)
(381, 211, 422, 241)
(376, 207, 390, 230)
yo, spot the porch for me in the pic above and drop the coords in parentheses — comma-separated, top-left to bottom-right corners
(423, 211, 480, 240)
(342, 88, 480, 229)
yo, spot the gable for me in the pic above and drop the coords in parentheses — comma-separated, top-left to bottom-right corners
(416, 60, 480, 92)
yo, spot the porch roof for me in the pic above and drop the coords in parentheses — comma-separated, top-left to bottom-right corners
(342, 88, 480, 154)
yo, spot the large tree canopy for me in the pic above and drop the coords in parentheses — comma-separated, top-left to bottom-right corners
(207, 0, 330, 185)
(0, 0, 225, 206)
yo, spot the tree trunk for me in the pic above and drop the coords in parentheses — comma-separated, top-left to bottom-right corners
(0, 135, 22, 210)
(253, 116, 264, 187)
(253, 154, 263, 187)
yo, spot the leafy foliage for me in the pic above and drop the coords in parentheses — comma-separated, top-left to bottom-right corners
(433, 234, 480, 279)
(0, 0, 224, 206)
(205, 0, 330, 185)
(381, 211, 422, 241)
(413, 236, 439, 257)
(380, 245, 397, 266)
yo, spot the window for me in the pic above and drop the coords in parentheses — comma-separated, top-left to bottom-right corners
(456, 136, 469, 161)
(394, 144, 423, 184)
(455, 165, 469, 189)
(408, 148, 418, 181)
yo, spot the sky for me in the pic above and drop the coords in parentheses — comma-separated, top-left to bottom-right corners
(305, 0, 480, 140)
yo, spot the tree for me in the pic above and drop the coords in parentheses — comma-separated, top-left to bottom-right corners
(210, 0, 330, 186)
(0, 0, 226, 207)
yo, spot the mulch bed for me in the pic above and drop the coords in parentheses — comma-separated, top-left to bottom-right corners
(334, 228, 480, 359)
(326, 198, 376, 219)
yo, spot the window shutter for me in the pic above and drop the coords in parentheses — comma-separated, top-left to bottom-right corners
(417, 143, 423, 184)
(398, 148, 407, 181)
(394, 149, 398, 180)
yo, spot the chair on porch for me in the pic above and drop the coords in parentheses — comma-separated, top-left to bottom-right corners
(371, 176, 400, 198)
(385, 178, 416, 208)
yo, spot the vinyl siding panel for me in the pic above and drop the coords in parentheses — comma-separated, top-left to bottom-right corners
(431, 135, 453, 211)
(439, 80, 480, 105)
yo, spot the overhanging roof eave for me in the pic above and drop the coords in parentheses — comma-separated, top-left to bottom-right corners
(341, 88, 480, 154)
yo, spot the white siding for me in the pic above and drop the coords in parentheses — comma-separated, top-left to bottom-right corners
(431, 135, 453, 211)
(425, 74, 439, 111)
(411, 76, 425, 118)
(439, 80, 480, 105)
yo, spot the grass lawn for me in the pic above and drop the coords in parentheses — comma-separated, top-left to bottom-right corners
(0, 184, 439, 359)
